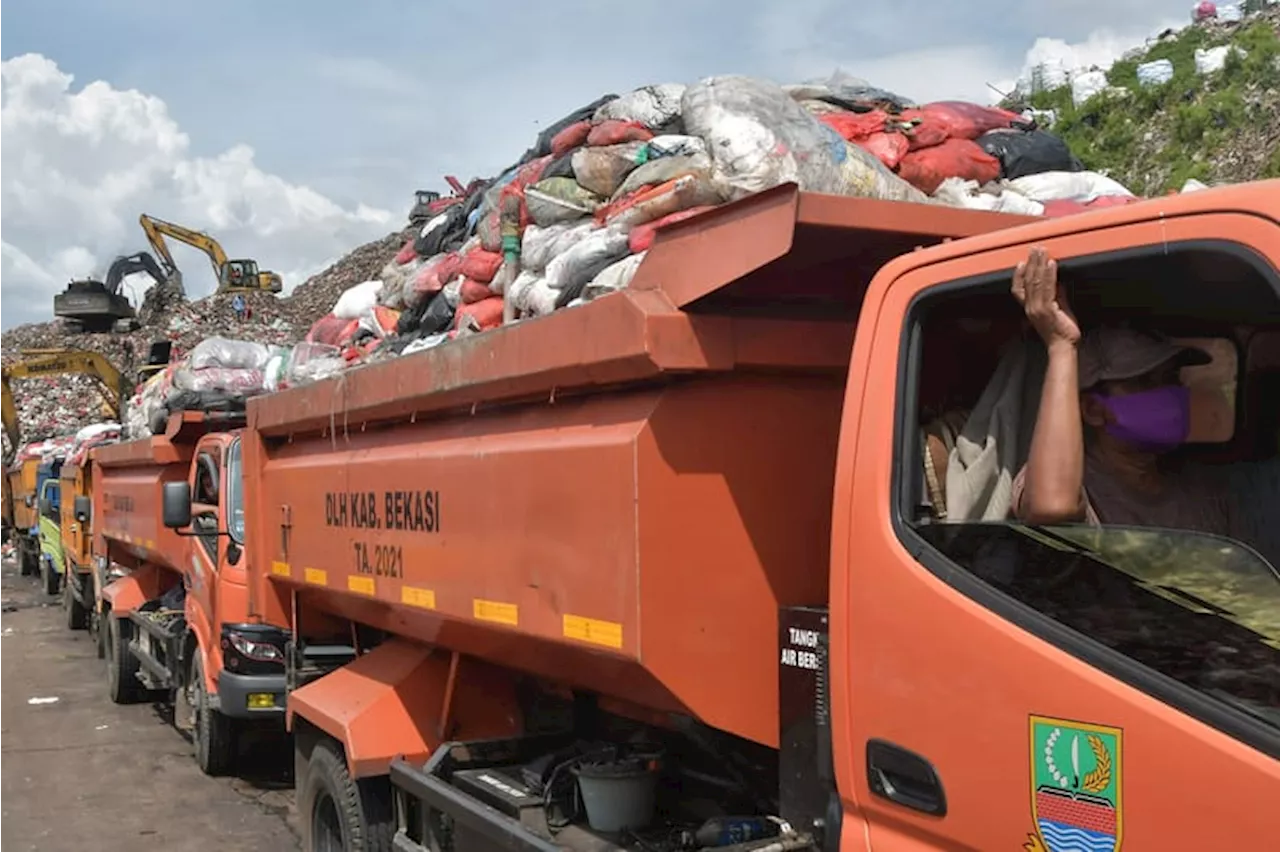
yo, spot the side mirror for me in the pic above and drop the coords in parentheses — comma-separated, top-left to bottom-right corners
(162, 481, 192, 529)
(74, 496, 92, 524)
(25, 495, 34, 508)
(226, 541, 242, 566)
(39, 498, 52, 515)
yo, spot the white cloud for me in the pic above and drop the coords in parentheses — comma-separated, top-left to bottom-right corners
(0, 53, 395, 329)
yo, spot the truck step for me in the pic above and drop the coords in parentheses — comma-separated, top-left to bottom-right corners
(131, 609, 186, 642)
(130, 640, 175, 691)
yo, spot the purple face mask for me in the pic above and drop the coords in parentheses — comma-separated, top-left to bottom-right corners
(1092, 384, 1191, 453)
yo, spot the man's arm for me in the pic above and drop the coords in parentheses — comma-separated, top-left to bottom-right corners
(1010, 247, 1087, 523)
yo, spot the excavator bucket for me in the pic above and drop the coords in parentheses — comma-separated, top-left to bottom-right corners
(53, 279, 138, 334)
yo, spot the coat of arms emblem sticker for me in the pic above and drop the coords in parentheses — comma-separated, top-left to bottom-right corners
(1024, 715, 1123, 852)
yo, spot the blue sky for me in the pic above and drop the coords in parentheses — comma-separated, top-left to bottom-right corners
(1, 0, 1192, 328)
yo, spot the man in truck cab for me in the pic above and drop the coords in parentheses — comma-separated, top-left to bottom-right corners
(1010, 246, 1238, 536)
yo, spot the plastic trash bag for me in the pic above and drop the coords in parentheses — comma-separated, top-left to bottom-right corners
(1070, 71, 1108, 107)
(441, 277, 464, 310)
(932, 178, 1046, 215)
(976, 129, 1083, 180)
(418, 291, 457, 336)
(544, 226, 631, 293)
(572, 142, 648, 196)
(838, 143, 931, 203)
(172, 367, 266, 396)
(528, 94, 618, 159)
(286, 343, 345, 387)
(1194, 45, 1243, 75)
(581, 252, 646, 302)
(459, 248, 503, 284)
(188, 337, 272, 371)
(646, 134, 707, 159)
(682, 75, 850, 201)
(593, 84, 687, 130)
(410, 252, 463, 304)
(360, 305, 401, 338)
(784, 70, 915, 112)
(454, 296, 505, 332)
(401, 334, 451, 357)
(599, 174, 723, 229)
(627, 207, 716, 253)
(551, 120, 592, 156)
(521, 221, 596, 273)
(333, 280, 383, 319)
(1217, 4, 1242, 23)
(898, 138, 1001, 195)
(1005, 170, 1135, 203)
(1136, 59, 1174, 87)
(588, 120, 654, 146)
(910, 102, 1023, 141)
(508, 271, 560, 318)
(525, 178, 601, 226)
(612, 152, 714, 200)
(459, 278, 495, 304)
(264, 351, 289, 392)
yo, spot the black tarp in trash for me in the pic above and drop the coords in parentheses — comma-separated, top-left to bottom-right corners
(977, 129, 1084, 180)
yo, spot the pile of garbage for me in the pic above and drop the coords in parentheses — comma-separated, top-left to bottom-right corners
(9, 70, 1172, 446)
(301, 74, 1144, 360)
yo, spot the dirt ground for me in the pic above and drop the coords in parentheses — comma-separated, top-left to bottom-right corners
(1, 555, 300, 851)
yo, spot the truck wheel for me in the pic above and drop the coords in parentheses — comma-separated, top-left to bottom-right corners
(41, 557, 60, 597)
(64, 578, 88, 630)
(300, 740, 393, 852)
(190, 654, 237, 777)
(20, 543, 38, 576)
(105, 616, 141, 704)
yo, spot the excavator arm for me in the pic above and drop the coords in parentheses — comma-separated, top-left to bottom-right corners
(2, 375, 19, 456)
(139, 214, 229, 282)
(138, 213, 281, 294)
(103, 252, 168, 294)
(3, 347, 128, 422)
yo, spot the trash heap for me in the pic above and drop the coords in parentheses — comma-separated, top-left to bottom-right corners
(10, 70, 1176, 445)
(301, 73, 1144, 365)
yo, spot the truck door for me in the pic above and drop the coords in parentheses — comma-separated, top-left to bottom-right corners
(185, 442, 223, 673)
(833, 210, 1280, 850)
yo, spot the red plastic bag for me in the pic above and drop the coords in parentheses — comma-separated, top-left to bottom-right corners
(898, 109, 950, 150)
(897, 138, 1001, 194)
(855, 132, 910, 169)
(459, 248, 503, 284)
(454, 296, 505, 331)
(915, 102, 1021, 142)
(818, 110, 889, 141)
(336, 319, 362, 348)
(394, 240, 417, 265)
(459, 277, 495, 304)
(413, 252, 462, 298)
(306, 314, 350, 346)
(587, 120, 654, 147)
(514, 155, 552, 190)
(627, 205, 718, 253)
(551, 121, 592, 156)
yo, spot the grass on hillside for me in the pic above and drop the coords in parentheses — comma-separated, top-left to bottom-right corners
(1020, 20, 1280, 191)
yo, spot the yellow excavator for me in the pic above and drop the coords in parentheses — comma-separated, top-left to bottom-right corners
(139, 213, 283, 295)
(1, 343, 172, 461)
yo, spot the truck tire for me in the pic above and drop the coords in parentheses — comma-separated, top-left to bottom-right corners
(64, 577, 88, 630)
(190, 654, 237, 777)
(300, 740, 393, 852)
(41, 556, 60, 597)
(105, 616, 141, 704)
(20, 542, 38, 576)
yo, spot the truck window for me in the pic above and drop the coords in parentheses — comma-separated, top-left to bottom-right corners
(226, 439, 244, 544)
(41, 482, 60, 521)
(897, 241, 1280, 745)
(192, 451, 221, 561)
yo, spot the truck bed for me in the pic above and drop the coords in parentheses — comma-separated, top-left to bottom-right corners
(92, 415, 207, 570)
(247, 187, 1034, 747)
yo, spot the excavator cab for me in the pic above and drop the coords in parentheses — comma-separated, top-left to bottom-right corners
(53, 279, 137, 334)
(221, 259, 282, 294)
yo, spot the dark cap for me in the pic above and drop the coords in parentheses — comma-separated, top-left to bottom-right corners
(1077, 327, 1211, 390)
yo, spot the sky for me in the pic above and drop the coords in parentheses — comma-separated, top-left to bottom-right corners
(1, 0, 1197, 330)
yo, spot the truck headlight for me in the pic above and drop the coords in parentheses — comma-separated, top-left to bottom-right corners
(224, 630, 284, 663)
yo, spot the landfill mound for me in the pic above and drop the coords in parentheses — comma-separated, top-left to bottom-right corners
(7, 11, 1272, 454)
(1008, 3, 1280, 194)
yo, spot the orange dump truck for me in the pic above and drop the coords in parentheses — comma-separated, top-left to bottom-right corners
(7, 456, 42, 575)
(59, 458, 95, 630)
(160, 184, 1279, 852)
(93, 411, 299, 776)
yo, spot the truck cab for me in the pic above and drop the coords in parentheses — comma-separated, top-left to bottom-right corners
(37, 459, 64, 596)
(156, 429, 292, 774)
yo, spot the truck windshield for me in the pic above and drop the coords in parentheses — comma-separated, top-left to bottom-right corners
(227, 439, 245, 543)
(916, 522, 1280, 731)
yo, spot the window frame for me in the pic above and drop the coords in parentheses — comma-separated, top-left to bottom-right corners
(890, 237, 1280, 759)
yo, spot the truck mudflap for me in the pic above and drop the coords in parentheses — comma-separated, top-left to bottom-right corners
(390, 738, 819, 852)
